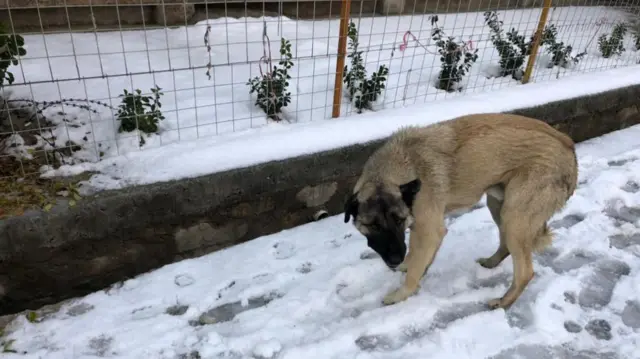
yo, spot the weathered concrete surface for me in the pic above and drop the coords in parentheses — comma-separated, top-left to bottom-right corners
(1, 84, 640, 316)
(0, 0, 604, 31)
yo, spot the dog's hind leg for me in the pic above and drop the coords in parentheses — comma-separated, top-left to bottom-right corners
(476, 189, 510, 269)
(487, 174, 566, 310)
(486, 220, 535, 310)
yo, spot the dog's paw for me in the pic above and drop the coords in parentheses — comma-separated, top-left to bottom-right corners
(395, 262, 409, 273)
(382, 286, 416, 305)
(487, 297, 510, 310)
(476, 257, 500, 269)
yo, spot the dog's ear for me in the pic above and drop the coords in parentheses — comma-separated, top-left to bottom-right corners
(344, 193, 359, 223)
(399, 178, 421, 209)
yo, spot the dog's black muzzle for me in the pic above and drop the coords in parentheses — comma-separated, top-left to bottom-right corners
(366, 231, 406, 269)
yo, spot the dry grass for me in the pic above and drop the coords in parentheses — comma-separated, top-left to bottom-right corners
(0, 97, 93, 219)
(0, 153, 90, 219)
(1, 154, 57, 219)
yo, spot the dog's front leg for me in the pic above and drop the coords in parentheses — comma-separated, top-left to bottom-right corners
(397, 226, 447, 273)
(383, 213, 446, 305)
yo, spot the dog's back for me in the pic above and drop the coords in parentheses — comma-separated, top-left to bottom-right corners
(379, 113, 578, 211)
(450, 113, 577, 202)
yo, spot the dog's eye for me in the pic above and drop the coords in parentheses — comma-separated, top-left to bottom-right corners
(391, 213, 404, 225)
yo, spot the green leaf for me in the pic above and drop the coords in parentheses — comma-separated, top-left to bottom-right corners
(26, 311, 37, 323)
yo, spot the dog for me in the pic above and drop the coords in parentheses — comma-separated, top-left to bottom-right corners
(343, 113, 578, 309)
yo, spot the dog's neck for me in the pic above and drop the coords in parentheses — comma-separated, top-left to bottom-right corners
(357, 144, 417, 189)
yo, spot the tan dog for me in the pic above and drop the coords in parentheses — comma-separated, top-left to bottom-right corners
(343, 113, 578, 309)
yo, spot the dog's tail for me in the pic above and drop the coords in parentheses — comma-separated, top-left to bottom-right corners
(533, 224, 554, 253)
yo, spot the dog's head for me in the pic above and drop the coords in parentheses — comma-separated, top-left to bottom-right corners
(343, 179, 421, 269)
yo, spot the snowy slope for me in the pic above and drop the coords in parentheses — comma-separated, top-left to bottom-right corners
(3, 125, 640, 358)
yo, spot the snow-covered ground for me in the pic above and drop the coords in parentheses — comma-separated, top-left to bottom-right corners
(4, 5, 639, 186)
(3, 123, 640, 359)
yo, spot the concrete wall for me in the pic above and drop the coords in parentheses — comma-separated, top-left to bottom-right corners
(2, 84, 640, 316)
(0, 0, 596, 32)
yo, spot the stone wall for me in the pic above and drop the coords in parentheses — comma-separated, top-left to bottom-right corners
(0, 0, 599, 32)
(1, 84, 640, 316)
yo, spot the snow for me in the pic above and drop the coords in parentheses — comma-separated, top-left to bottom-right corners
(4, 6, 640, 192)
(3, 123, 640, 359)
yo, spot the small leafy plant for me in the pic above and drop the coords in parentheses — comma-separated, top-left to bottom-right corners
(116, 85, 165, 139)
(484, 11, 535, 80)
(2, 339, 16, 353)
(25, 311, 38, 323)
(343, 21, 389, 113)
(540, 24, 587, 68)
(598, 22, 627, 58)
(247, 37, 294, 121)
(0, 23, 26, 89)
(0, 328, 16, 354)
(430, 16, 478, 92)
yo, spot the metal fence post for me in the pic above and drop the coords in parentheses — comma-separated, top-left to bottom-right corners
(331, 0, 353, 118)
(522, 0, 553, 84)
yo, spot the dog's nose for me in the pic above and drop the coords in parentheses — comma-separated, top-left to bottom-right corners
(388, 254, 403, 266)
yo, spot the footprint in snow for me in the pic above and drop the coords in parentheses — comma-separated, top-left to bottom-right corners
(88, 334, 114, 357)
(621, 181, 639, 193)
(604, 205, 640, 226)
(468, 271, 511, 290)
(296, 262, 313, 274)
(549, 213, 585, 229)
(131, 305, 163, 321)
(174, 274, 195, 287)
(253, 273, 275, 284)
(66, 302, 95, 317)
(359, 250, 378, 260)
(578, 258, 630, 310)
(535, 246, 561, 267)
(539, 249, 598, 274)
(564, 320, 583, 333)
(607, 158, 636, 167)
(621, 300, 640, 329)
(489, 344, 617, 359)
(272, 241, 296, 260)
(430, 302, 490, 329)
(355, 334, 398, 352)
(354, 302, 490, 352)
(563, 291, 577, 304)
(585, 319, 613, 340)
(609, 233, 640, 249)
(165, 304, 189, 316)
(177, 350, 203, 359)
(215, 280, 237, 300)
(194, 291, 283, 326)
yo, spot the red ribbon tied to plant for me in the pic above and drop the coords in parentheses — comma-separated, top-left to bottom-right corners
(399, 31, 422, 52)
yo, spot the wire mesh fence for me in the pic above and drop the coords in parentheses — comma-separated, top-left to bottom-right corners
(0, 0, 639, 208)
